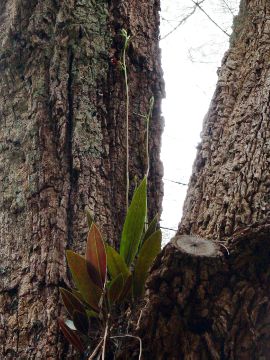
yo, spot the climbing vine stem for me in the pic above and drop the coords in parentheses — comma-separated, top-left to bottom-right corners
(120, 30, 154, 209)
(120, 29, 131, 212)
(134, 96, 155, 178)
(145, 96, 154, 177)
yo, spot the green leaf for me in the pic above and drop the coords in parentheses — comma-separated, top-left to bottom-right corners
(133, 229, 161, 299)
(86, 223, 107, 288)
(108, 273, 124, 304)
(60, 288, 86, 318)
(66, 250, 101, 311)
(142, 214, 159, 244)
(106, 245, 130, 280)
(58, 318, 85, 353)
(73, 310, 89, 335)
(120, 177, 147, 266)
(86, 309, 99, 319)
(118, 274, 132, 302)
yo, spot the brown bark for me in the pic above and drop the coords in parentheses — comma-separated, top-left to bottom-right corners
(0, 0, 163, 358)
(135, 0, 270, 358)
(138, 227, 270, 359)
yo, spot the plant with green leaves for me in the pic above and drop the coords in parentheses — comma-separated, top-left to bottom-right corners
(58, 177, 161, 359)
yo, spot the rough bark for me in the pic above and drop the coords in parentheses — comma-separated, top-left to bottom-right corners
(0, 1, 163, 358)
(135, 0, 270, 358)
(138, 227, 270, 359)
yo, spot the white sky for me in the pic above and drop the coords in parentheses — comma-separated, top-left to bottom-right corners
(160, 0, 240, 243)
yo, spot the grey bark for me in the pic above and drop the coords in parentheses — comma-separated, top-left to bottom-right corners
(0, 1, 164, 358)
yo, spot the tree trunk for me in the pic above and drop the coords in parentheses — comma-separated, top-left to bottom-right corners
(0, 1, 163, 358)
(136, 0, 270, 358)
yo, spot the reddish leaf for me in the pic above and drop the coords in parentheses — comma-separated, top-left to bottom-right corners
(60, 288, 86, 318)
(86, 223, 107, 288)
(71, 289, 85, 303)
(66, 250, 101, 311)
(73, 310, 89, 335)
(58, 318, 85, 353)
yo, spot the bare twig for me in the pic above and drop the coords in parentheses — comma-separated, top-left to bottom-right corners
(136, 310, 143, 331)
(191, 1, 230, 37)
(160, 225, 177, 232)
(102, 319, 109, 360)
(161, 2, 204, 41)
(221, 0, 235, 16)
(164, 178, 188, 186)
(110, 335, 142, 360)
(88, 339, 103, 360)
(218, 242, 230, 255)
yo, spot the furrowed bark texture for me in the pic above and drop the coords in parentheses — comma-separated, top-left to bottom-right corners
(138, 228, 270, 360)
(135, 0, 270, 358)
(0, 0, 163, 358)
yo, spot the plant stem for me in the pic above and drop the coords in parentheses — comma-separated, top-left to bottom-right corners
(121, 29, 131, 213)
(88, 339, 103, 360)
(102, 316, 110, 360)
(132, 97, 154, 178)
(145, 97, 154, 178)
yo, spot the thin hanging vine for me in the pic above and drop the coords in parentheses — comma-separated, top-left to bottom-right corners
(120, 29, 131, 212)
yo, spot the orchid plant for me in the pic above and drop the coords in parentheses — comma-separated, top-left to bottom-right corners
(58, 177, 161, 359)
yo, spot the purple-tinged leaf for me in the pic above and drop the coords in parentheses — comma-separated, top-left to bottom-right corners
(86, 223, 107, 288)
(60, 288, 86, 318)
(73, 310, 89, 335)
(58, 318, 85, 353)
(66, 250, 101, 311)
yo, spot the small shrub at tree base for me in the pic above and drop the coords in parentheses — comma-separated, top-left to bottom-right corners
(58, 177, 162, 359)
